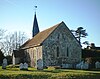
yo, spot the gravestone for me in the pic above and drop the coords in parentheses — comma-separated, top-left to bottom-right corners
(95, 61, 100, 69)
(19, 63, 24, 70)
(23, 62, 28, 70)
(2, 58, 7, 69)
(76, 61, 89, 69)
(76, 61, 84, 69)
(62, 64, 66, 68)
(37, 59, 43, 70)
(81, 62, 89, 69)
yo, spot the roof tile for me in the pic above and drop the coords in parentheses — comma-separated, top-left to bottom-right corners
(21, 22, 63, 49)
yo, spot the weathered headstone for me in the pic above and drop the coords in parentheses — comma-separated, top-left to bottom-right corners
(76, 61, 89, 69)
(76, 61, 84, 69)
(81, 62, 89, 69)
(19, 63, 24, 70)
(2, 58, 7, 69)
(95, 61, 100, 69)
(23, 62, 28, 70)
(37, 59, 43, 70)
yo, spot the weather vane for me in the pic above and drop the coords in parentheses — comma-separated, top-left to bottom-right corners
(34, 6, 37, 13)
(35, 6, 37, 8)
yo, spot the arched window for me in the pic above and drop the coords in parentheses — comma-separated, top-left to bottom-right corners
(67, 47, 69, 57)
(57, 34, 59, 40)
(57, 47, 59, 57)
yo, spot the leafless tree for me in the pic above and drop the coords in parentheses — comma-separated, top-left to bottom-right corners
(2, 31, 28, 56)
(0, 29, 5, 40)
(0, 28, 6, 51)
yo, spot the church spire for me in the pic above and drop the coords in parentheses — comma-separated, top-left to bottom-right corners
(32, 7, 39, 37)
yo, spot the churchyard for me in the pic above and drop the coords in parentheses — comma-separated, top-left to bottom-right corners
(0, 58, 100, 79)
(0, 65, 100, 79)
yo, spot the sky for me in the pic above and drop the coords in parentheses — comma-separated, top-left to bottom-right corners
(0, 0, 100, 47)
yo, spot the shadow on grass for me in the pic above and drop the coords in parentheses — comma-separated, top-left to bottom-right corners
(2, 66, 100, 74)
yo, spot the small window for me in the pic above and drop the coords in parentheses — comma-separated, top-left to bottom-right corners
(67, 47, 69, 57)
(57, 47, 59, 57)
(57, 34, 59, 39)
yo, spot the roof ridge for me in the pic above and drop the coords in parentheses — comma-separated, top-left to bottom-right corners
(40, 21, 62, 33)
(31, 21, 63, 40)
(21, 21, 63, 49)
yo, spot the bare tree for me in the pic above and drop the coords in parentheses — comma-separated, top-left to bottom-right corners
(0, 29, 5, 40)
(2, 31, 28, 56)
(0, 28, 6, 51)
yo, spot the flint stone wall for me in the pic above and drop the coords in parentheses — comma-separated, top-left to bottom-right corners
(42, 23, 81, 67)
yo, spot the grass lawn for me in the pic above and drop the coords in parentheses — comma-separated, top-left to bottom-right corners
(0, 66, 100, 79)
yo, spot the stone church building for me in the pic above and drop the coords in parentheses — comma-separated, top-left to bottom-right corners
(13, 13, 82, 68)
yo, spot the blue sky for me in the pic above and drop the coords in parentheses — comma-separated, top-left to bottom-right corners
(0, 0, 100, 47)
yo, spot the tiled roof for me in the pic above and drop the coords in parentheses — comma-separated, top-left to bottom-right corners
(21, 22, 63, 49)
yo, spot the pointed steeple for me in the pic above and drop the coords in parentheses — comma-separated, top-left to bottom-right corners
(32, 12, 39, 37)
